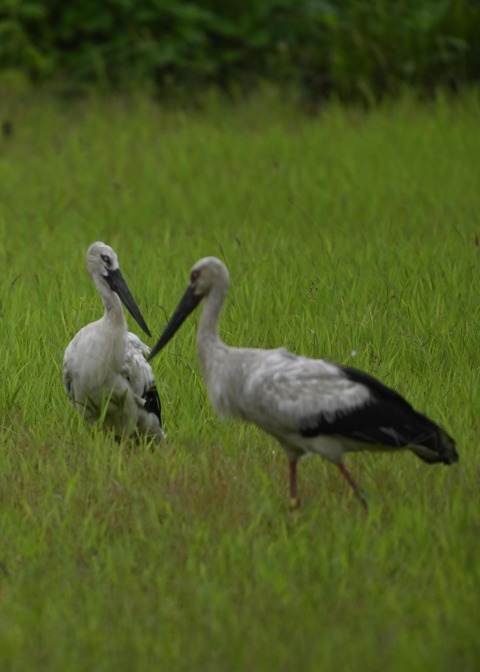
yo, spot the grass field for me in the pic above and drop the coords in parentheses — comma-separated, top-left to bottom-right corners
(0, 89, 479, 671)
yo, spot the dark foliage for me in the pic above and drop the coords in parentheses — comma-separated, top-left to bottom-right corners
(1, 0, 479, 102)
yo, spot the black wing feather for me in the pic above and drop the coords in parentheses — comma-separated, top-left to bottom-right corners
(340, 365, 411, 406)
(300, 365, 458, 464)
(143, 385, 163, 428)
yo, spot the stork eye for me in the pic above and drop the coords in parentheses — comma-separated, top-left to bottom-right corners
(190, 270, 200, 283)
(101, 254, 111, 265)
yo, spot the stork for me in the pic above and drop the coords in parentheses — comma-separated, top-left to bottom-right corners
(63, 242, 165, 441)
(149, 256, 457, 508)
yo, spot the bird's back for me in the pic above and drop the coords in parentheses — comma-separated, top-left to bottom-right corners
(228, 347, 365, 431)
(202, 345, 351, 430)
(204, 345, 457, 465)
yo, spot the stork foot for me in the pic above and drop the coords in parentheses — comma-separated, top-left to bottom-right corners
(355, 487, 369, 510)
(289, 497, 300, 511)
(337, 462, 369, 511)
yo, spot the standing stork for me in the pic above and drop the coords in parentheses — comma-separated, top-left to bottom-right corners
(63, 242, 165, 441)
(148, 256, 457, 508)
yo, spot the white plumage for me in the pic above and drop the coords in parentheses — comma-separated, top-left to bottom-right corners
(63, 242, 165, 440)
(149, 256, 457, 508)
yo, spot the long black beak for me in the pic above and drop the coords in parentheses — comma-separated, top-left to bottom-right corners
(106, 268, 151, 337)
(148, 284, 203, 361)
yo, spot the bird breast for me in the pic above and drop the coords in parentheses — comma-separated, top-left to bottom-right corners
(69, 319, 128, 389)
(197, 344, 244, 419)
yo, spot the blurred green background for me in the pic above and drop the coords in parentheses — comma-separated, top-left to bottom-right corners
(1, 0, 479, 103)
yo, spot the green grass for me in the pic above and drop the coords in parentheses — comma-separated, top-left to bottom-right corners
(0, 88, 479, 671)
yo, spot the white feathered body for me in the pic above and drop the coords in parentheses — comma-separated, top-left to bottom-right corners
(64, 313, 164, 439)
(197, 338, 373, 464)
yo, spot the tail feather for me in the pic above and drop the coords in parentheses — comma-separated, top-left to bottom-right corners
(410, 413, 458, 465)
(331, 365, 458, 465)
(143, 384, 163, 427)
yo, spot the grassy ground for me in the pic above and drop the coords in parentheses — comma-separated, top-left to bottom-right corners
(0, 89, 479, 671)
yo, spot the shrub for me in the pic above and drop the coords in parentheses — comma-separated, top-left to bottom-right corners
(0, 0, 479, 102)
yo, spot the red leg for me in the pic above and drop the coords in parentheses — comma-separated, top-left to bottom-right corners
(337, 463, 368, 509)
(289, 460, 299, 509)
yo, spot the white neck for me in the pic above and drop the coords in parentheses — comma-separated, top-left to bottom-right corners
(197, 282, 228, 367)
(95, 275, 127, 329)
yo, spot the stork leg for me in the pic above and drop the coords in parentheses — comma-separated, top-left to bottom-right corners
(337, 463, 368, 509)
(289, 460, 300, 510)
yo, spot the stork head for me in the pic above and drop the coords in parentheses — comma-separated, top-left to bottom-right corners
(86, 241, 151, 337)
(148, 256, 229, 361)
(87, 241, 120, 280)
(188, 256, 230, 299)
